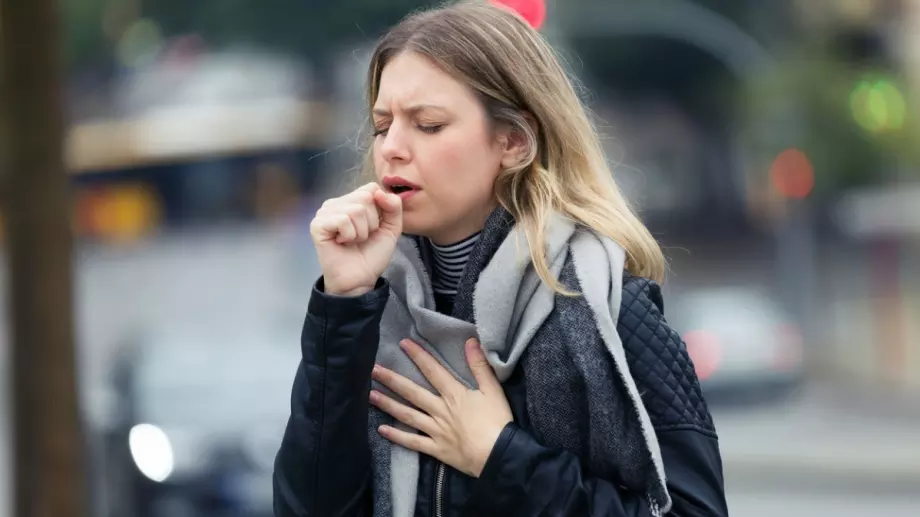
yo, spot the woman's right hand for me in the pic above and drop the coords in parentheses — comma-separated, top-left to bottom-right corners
(310, 182, 403, 296)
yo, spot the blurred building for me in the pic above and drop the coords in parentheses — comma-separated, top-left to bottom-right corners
(903, 0, 920, 102)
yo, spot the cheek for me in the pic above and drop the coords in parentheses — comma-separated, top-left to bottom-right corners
(372, 141, 385, 177)
(425, 131, 501, 189)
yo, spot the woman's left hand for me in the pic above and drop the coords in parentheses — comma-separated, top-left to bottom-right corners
(370, 338, 513, 478)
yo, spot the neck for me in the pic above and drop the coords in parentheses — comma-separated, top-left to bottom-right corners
(427, 202, 496, 245)
(427, 225, 484, 246)
(429, 231, 481, 296)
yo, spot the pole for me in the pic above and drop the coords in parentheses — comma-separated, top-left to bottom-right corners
(0, 0, 86, 515)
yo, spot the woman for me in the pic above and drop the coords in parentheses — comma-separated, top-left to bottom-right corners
(273, 1, 727, 516)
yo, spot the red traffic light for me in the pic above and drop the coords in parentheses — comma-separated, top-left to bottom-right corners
(770, 148, 814, 199)
(490, 0, 546, 30)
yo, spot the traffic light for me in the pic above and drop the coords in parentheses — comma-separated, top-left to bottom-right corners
(849, 76, 907, 134)
(490, 0, 546, 29)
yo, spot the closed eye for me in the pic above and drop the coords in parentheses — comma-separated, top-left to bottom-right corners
(373, 124, 443, 137)
(418, 124, 444, 134)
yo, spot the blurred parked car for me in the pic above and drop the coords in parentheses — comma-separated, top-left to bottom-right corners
(666, 287, 805, 402)
(97, 326, 300, 517)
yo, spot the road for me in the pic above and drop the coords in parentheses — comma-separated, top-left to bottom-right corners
(728, 489, 918, 516)
(0, 225, 918, 516)
(712, 388, 920, 515)
(3, 386, 916, 516)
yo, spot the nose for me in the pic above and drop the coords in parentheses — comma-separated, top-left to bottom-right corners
(378, 122, 410, 163)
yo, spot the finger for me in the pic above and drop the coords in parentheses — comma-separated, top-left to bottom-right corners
(357, 181, 381, 194)
(372, 365, 441, 413)
(332, 213, 358, 244)
(370, 390, 438, 436)
(374, 190, 403, 234)
(378, 425, 438, 457)
(465, 338, 500, 392)
(344, 203, 370, 241)
(344, 187, 376, 207)
(399, 339, 457, 397)
(364, 200, 381, 234)
(344, 189, 380, 235)
(310, 213, 355, 244)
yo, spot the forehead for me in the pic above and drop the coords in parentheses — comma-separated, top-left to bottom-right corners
(375, 52, 475, 110)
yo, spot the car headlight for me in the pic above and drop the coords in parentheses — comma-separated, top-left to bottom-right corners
(128, 423, 175, 482)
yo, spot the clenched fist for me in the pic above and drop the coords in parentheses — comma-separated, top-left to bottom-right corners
(310, 182, 403, 296)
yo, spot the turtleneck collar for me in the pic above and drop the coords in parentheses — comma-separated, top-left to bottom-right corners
(429, 232, 481, 296)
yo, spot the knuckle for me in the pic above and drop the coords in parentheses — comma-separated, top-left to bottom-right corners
(310, 216, 331, 230)
(354, 191, 374, 204)
(345, 204, 365, 218)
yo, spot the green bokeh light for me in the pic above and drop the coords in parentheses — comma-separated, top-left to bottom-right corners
(849, 77, 908, 134)
(116, 19, 164, 68)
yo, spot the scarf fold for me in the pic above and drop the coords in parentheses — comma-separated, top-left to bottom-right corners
(370, 211, 670, 516)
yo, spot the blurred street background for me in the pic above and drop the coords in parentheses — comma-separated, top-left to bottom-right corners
(2, 0, 920, 516)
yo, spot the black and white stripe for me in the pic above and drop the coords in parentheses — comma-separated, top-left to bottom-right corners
(429, 232, 480, 296)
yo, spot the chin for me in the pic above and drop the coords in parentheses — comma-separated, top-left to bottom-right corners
(401, 212, 442, 239)
(401, 219, 431, 238)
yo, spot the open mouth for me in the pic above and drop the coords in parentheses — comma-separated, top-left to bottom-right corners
(390, 185, 424, 196)
(382, 176, 421, 197)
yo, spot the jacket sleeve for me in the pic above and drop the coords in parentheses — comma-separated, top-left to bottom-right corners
(465, 276, 728, 517)
(273, 278, 389, 517)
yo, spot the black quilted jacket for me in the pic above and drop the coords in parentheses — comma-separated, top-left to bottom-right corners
(273, 272, 728, 517)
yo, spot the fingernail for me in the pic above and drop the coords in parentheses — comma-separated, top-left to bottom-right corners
(369, 390, 380, 402)
(378, 425, 389, 436)
(399, 339, 411, 349)
(372, 365, 381, 377)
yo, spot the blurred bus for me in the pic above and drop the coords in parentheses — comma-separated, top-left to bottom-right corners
(65, 98, 332, 245)
(59, 49, 334, 245)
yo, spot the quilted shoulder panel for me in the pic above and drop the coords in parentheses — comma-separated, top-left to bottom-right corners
(618, 272, 716, 435)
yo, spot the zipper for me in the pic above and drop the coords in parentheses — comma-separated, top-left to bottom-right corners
(434, 462, 446, 517)
(410, 238, 446, 516)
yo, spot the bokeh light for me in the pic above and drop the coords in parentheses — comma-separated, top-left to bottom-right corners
(490, 0, 546, 30)
(770, 148, 815, 199)
(116, 18, 164, 68)
(75, 184, 161, 243)
(684, 330, 722, 381)
(849, 77, 908, 133)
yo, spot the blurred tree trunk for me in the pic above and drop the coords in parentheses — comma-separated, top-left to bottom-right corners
(0, 0, 86, 516)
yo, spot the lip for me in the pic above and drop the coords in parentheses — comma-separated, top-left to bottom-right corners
(381, 176, 422, 191)
(381, 176, 422, 201)
(394, 189, 419, 201)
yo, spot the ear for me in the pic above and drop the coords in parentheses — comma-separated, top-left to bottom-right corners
(498, 112, 537, 169)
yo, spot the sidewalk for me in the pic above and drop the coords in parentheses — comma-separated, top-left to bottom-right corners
(713, 386, 920, 493)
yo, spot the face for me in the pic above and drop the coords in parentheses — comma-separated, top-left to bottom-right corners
(372, 51, 511, 244)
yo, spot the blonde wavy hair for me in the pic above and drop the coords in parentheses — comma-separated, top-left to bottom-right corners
(362, 0, 665, 288)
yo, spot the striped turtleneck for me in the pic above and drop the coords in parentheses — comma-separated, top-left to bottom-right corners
(430, 232, 481, 296)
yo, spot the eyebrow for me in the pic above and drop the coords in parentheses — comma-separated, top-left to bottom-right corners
(372, 104, 448, 117)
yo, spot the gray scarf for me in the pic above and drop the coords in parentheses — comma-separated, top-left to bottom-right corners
(369, 211, 670, 516)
